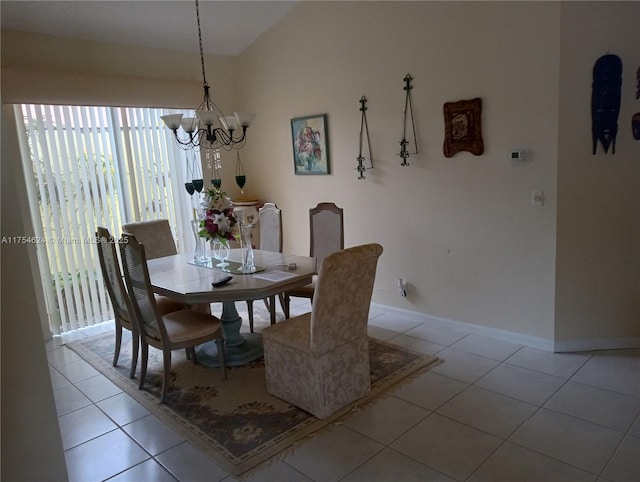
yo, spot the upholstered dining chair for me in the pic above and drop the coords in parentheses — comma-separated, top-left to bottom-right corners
(258, 202, 283, 253)
(263, 243, 383, 419)
(119, 232, 227, 403)
(121, 219, 177, 259)
(283, 202, 344, 318)
(95, 227, 184, 378)
(122, 218, 212, 314)
(246, 202, 285, 332)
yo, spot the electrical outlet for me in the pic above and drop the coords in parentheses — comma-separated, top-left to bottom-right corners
(398, 278, 407, 297)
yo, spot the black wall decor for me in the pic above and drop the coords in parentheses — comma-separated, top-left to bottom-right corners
(355, 96, 373, 180)
(591, 54, 622, 154)
(398, 74, 418, 166)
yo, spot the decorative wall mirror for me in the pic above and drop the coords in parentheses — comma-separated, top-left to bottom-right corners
(443, 98, 484, 157)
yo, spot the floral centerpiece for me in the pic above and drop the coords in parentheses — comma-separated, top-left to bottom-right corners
(198, 187, 237, 245)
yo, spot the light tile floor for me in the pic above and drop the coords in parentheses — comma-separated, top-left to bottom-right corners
(46, 300, 640, 482)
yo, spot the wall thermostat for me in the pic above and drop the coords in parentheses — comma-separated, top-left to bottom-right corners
(509, 149, 526, 162)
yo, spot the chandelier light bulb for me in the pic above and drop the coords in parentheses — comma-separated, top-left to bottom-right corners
(161, 0, 254, 152)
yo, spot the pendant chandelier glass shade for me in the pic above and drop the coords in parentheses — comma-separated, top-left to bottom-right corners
(161, 0, 254, 151)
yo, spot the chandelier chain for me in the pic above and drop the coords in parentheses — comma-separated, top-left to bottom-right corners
(195, 0, 207, 86)
(160, 0, 253, 152)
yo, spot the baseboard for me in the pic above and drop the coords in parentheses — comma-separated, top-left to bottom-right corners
(370, 303, 640, 353)
(553, 337, 640, 353)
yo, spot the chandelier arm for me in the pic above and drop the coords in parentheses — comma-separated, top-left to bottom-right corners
(214, 127, 247, 146)
(169, 129, 200, 150)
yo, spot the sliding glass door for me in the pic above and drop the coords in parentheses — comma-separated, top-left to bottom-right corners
(16, 104, 198, 335)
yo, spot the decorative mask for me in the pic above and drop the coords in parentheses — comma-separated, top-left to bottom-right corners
(632, 113, 640, 141)
(591, 54, 622, 154)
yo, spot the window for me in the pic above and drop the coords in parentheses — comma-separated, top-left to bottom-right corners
(17, 104, 198, 335)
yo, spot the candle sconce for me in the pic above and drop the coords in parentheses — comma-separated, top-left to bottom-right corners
(399, 73, 418, 166)
(235, 152, 246, 194)
(185, 151, 204, 195)
(356, 96, 373, 180)
(190, 151, 204, 193)
(206, 148, 222, 188)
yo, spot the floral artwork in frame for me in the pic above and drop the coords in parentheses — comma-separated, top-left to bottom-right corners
(291, 114, 330, 175)
(443, 98, 484, 158)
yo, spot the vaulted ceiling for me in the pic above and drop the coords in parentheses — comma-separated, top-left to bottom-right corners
(1, 1, 297, 56)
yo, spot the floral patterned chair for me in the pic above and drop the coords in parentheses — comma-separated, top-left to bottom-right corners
(262, 243, 383, 419)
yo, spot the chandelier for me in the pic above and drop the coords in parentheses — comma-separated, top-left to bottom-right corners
(161, 0, 254, 151)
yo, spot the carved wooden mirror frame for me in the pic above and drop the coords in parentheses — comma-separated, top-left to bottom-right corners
(443, 98, 484, 158)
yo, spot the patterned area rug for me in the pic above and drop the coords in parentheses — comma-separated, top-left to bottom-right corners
(67, 308, 439, 476)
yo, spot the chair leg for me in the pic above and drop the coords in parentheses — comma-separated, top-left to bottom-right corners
(129, 332, 139, 379)
(139, 342, 149, 390)
(160, 349, 171, 404)
(216, 337, 227, 381)
(278, 293, 286, 316)
(113, 323, 123, 367)
(268, 295, 276, 325)
(246, 300, 255, 333)
(190, 347, 198, 364)
(283, 293, 290, 319)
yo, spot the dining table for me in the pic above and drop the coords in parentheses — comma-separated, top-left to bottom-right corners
(145, 249, 316, 367)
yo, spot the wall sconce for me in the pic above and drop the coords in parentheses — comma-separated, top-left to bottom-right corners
(356, 96, 373, 180)
(399, 73, 418, 166)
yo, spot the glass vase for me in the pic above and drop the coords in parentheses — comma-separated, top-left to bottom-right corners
(211, 238, 230, 268)
(239, 222, 256, 273)
(192, 220, 208, 264)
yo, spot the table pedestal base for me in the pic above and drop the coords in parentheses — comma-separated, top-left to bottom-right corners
(196, 333, 263, 368)
(196, 300, 264, 368)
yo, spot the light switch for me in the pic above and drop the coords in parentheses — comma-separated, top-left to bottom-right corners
(532, 190, 544, 207)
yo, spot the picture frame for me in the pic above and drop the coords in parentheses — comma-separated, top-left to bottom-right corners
(443, 98, 484, 158)
(291, 114, 330, 175)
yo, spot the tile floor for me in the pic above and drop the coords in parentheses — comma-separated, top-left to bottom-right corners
(46, 300, 640, 482)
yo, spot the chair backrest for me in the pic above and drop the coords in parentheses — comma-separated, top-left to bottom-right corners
(121, 219, 177, 259)
(95, 226, 132, 324)
(309, 202, 344, 266)
(309, 243, 383, 353)
(119, 233, 167, 342)
(259, 203, 283, 252)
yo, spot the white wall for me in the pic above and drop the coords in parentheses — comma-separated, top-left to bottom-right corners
(237, 1, 562, 341)
(1, 105, 69, 481)
(555, 1, 640, 349)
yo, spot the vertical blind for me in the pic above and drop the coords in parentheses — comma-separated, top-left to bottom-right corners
(17, 104, 197, 335)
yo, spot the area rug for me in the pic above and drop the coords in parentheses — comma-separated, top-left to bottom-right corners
(67, 313, 439, 476)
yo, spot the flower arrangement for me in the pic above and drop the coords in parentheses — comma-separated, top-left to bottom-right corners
(198, 187, 237, 244)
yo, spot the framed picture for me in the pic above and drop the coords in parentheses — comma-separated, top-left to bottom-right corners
(291, 114, 330, 175)
(443, 98, 484, 158)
